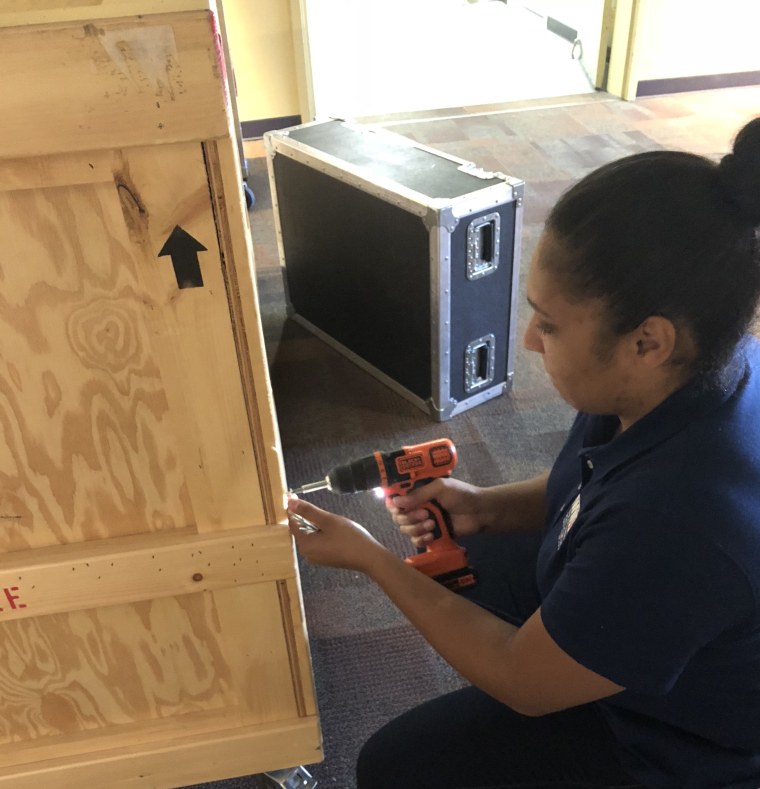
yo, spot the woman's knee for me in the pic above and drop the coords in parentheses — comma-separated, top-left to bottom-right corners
(355, 688, 488, 788)
(356, 715, 418, 788)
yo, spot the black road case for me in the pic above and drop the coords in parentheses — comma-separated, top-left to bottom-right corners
(264, 119, 524, 421)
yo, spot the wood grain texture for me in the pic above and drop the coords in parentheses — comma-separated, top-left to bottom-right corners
(113, 141, 269, 532)
(210, 583, 301, 722)
(0, 176, 193, 550)
(0, 1, 214, 29)
(277, 577, 318, 719)
(0, 582, 303, 749)
(0, 593, 235, 744)
(0, 140, 272, 545)
(0, 10, 229, 160)
(203, 137, 289, 525)
(0, 151, 118, 194)
(0, 4, 320, 782)
(0, 524, 296, 621)
(0, 716, 321, 788)
(0, 127, 319, 789)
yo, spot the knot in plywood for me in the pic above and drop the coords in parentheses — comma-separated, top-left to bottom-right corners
(67, 300, 142, 377)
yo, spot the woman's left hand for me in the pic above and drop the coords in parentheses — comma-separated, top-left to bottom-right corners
(287, 497, 389, 574)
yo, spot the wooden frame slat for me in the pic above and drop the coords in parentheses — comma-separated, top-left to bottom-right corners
(0, 524, 295, 621)
(0, 10, 229, 160)
(0, 716, 321, 788)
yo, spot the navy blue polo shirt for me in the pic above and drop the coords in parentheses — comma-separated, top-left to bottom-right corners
(537, 336, 760, 789)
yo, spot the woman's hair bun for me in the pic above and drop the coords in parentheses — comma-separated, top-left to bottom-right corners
(718, 117, 760, 226)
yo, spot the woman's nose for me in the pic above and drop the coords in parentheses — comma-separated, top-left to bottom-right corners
(523, 314, 544, 354)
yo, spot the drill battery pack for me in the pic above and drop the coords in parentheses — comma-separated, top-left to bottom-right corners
(264, 120, 524, 421)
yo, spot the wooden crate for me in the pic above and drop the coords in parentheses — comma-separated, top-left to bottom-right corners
(0, 2, 321, 786)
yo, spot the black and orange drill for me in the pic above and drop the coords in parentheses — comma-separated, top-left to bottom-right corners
(289, 439, 477, 591)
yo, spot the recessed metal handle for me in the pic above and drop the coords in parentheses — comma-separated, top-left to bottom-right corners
(467, 213, 501, 280)
(464, 334, 496, 393)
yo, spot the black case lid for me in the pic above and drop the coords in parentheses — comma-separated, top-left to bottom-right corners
(286, 120, 504, 200)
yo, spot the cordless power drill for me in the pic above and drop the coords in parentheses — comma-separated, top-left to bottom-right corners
(289, 439, 477, 591)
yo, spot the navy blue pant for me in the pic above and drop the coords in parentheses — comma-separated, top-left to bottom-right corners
(356, 532, 643, 789)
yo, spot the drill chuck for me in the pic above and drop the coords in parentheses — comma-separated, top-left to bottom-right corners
(327, 455, 383, 493)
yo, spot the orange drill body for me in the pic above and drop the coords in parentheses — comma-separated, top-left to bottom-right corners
(373, 439, 458, 494)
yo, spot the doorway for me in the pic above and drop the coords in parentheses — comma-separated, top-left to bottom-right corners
(300, 0, 610, 119)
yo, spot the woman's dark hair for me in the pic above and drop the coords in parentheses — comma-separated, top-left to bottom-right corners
(545, 117, 760, 373)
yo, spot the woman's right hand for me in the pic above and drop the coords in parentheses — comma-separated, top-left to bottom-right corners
(386, 478, 485, 548)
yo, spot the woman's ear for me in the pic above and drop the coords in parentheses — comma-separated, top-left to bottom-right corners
(632, 316, 679, 367)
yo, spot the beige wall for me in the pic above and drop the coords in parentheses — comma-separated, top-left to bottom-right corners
(636, 0, 760, 82)
(222, 0, 301, 123)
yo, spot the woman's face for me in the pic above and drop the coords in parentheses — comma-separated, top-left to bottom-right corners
(524, 232, 636, 416)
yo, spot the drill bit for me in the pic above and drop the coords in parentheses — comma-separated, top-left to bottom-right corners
(289, 477, 332, 495)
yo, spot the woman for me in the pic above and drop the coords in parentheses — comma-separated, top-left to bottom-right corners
(287, 117, 760, 788)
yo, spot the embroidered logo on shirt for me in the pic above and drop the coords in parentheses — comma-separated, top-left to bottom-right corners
(558, 493, 581, 549)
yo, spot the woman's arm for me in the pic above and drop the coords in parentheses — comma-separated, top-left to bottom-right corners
(287, 496, 623, 717)
(476, 471, 550, 534)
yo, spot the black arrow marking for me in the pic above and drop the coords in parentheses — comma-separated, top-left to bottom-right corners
(158, 225, 206, 289)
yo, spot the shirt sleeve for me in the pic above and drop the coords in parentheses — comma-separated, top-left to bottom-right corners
(539, 503, 753, 696)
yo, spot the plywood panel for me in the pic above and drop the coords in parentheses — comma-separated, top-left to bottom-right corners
(0, 582, 301, 749)
(0, 141, 273, 547)
(114, 141, 269, 531)
(0, 594, 234, 745)
(211, 583, 301, 722)
(0, 178, 192, 550)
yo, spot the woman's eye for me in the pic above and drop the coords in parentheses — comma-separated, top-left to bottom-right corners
(537, 322, 556, 336)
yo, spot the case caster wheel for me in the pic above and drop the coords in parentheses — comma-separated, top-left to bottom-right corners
(244, 182, 256, 210)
